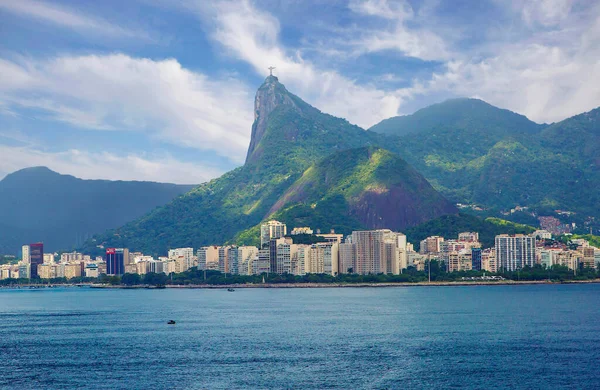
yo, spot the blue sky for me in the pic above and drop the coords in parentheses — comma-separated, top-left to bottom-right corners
(0, 0, 599, 184)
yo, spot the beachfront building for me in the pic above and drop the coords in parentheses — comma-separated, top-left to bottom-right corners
(495, 234, 536, 271)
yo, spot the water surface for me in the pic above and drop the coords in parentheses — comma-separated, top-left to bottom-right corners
(1, 285, 599, 389)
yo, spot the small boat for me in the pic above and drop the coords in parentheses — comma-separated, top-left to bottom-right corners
(227, 288, 235, 292)
(167, 320, 176, 325)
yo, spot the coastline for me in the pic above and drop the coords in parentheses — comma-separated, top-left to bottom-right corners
(2, 279, 600, 290)
(90, 279, 600, 289)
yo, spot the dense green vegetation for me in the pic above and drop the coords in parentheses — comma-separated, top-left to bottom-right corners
(85, 78, 454, 255)
(405, 213, 535, 249)
(370, 100, 600, 228)
(0, 255, 17, 265)
(0, 167, 194, 255)
(81, 82, 600, 256)
(233, 147, 456, 244)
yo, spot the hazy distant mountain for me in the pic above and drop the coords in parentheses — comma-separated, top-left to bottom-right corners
(86, 76, 456, 254)
(0, 167, 194, 255)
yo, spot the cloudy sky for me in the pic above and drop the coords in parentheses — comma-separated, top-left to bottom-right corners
(1, 0, 598, 183)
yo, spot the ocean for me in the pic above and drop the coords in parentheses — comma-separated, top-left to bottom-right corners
(1, 284, 599, 389)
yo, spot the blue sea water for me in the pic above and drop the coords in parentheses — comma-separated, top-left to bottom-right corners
(0, 284, 599, 389)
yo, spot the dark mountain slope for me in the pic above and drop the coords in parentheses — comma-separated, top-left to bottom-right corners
(0, 167, 194, 254)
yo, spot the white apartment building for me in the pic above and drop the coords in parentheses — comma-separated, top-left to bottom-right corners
(260, 220, 287, 247)
(495, 234, 536, 271)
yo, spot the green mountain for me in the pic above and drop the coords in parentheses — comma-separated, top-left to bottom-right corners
(0, 167, 194, 255)
(370, 99, 600, 225)
(234, 147, 456, 246)
(85, 76, 456, 255)
(369, 98, 544, 137)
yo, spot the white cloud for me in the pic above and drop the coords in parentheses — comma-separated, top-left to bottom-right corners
(0, 54, 254, 162)
(519, 0, 574, 27)
(206, 0, 404, 129)
(348, 0, 413, 20)
(0, 0, 147, 38)
(0, 145, 222, 184)
(347, 0, 450, 61)
(419, 41, 600, 123)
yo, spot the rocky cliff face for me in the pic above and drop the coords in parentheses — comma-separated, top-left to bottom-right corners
(245, 76, 303, 164)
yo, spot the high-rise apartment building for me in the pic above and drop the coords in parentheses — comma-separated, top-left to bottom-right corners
(472, 247, 482, 271)
(338, 242, 355, 274)
(22, 245, 30, 264)
(235, 246, 259, 275)
(106, 248, 127, 275)
(351, 230, 404, 275)
(275, 239, 297, 274)
(197, 246, 219, 271)
(218, 246, 231, 273)
(168, 248, 195, 271)
(260, 220, 287, 248)
(29, 243, 44, 278)
(495, 235, 536, 271)
(420, 236, 444, 254)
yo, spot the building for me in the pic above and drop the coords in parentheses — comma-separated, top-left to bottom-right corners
(533, 230, 552, 240)
(481, 248, 496, 273)
(275, 238, 297, 274)
(322, 242, 339, 276)
(218, 246, 231, 273)
(197, 246, 219, 271)
(472, 247, 482, 271)
(458, 232, 479, 243)
(85, 264, 99, 278)
(106, 248, 127, 276)
(168, 248, 196, 271)
(581, 247, 596, 269)
(420, 236, 444, 254)
(64, 264, 82, 279)
(22, 245, 30, 264)
(338, 243, 355, 274)
(351, 230, 405, 275)
(43, 253, 54, 264)
(447, 250, 472, 272)
(257, 249, 270, 274)
(495, 235, 536, 271)
(291, 227, 313, 235)
(317, 233, 344, 244)
(29, 243, 44, 278)
(260, 220, 287, 248)
(235, 246, 259, 275)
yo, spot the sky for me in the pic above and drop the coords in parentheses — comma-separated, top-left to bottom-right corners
(0, 0, 599, 184)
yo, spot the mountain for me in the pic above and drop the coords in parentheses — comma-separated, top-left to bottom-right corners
(0, 167, 194, 255)
(369, 99, 600, 225)
(369, 98, 544, 137)
(85, 76, 456, 255)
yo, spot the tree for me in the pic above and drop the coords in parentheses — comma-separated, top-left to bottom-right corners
(121, 273, 141, 286)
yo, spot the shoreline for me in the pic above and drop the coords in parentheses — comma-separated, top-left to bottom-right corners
(2, 279, 600, 290)
(94, 279, 600, 289)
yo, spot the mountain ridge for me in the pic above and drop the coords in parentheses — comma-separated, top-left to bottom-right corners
(83, 77, 456, 255)
(0, 167, 195, 255)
